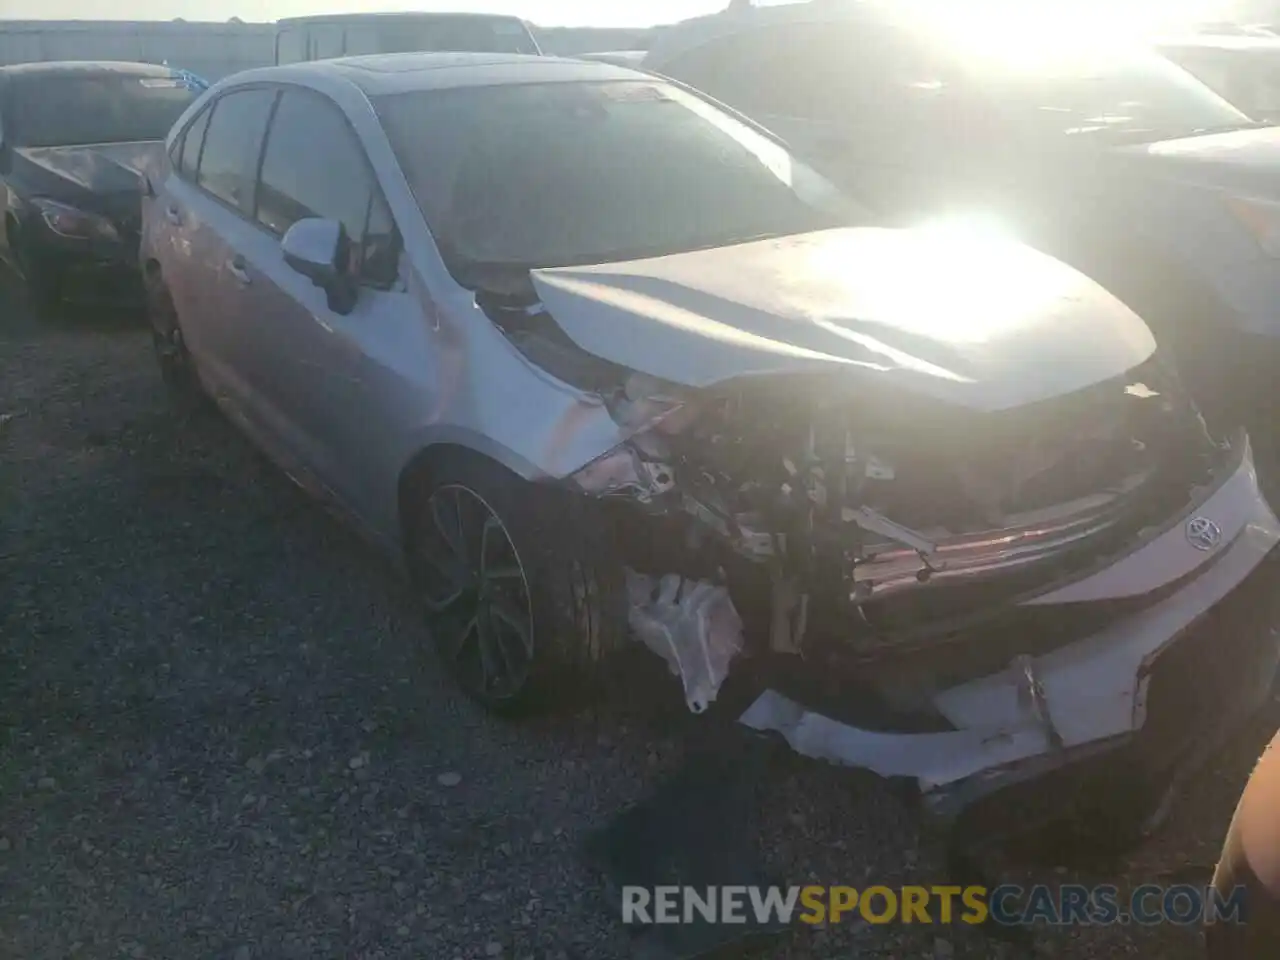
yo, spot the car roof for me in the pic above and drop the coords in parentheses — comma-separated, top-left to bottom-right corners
(229, 52, 645, 96)
(276, 11, 527, 26)
(0, 60, 178, 78)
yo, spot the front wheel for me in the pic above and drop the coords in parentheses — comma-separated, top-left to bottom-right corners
(405, 452, 627, 716)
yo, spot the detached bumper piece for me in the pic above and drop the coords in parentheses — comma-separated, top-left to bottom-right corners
(949, 551, 1280, 847)
(738, 439, 1280, 847)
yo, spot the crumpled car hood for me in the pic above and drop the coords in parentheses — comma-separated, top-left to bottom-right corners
(530, 227, 1156, 412)
(15, 140, 164, 196)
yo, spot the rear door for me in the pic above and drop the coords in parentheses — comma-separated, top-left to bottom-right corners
(233, 85, 411, 525)
(147, 100, 211, 321)
(162, 86, 278, 414)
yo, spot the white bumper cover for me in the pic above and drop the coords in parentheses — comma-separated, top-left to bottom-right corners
(740, 441, 1280, 803)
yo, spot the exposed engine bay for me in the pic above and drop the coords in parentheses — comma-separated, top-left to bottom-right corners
(482, 286, 1228, 714)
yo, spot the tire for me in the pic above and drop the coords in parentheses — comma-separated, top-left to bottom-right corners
(404, 450, 627, 716)
(145, 269, 207, 415)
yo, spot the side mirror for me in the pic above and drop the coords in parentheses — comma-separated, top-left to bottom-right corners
(281, 217, 356, 313)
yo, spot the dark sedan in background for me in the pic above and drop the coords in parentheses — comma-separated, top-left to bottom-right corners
(1157, 34, 1280, 123)
(645, 3, 1280, 451)
(0, 61, 203, 316)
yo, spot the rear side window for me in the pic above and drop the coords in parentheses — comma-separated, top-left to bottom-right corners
(255, 89, 398, 287)
(177, 104, 212, 179)
(196, 88, 278, 212)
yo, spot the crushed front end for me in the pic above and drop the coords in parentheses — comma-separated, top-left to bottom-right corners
(565, 349, 1280, 832)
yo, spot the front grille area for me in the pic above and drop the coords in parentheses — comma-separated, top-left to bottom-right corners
(681, 350, 1233, 656)
(840, 350, 1218, 532)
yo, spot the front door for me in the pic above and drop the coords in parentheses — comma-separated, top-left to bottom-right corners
(229, 86, 420, 534)
(161, 86, 279, 414)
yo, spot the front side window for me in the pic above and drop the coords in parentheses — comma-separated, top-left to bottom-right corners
(255, 88, 398, 287)
(9, 72, 204, 148)
(196, 88, 277, 212)
(375, 79, 857, 283)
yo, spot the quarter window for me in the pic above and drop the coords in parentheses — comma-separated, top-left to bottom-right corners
(196, 88, 278, 212)
(256, 88, 398, 287)
(177, 103, 212, 179)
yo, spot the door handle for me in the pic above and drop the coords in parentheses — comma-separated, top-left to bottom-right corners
(164, 205, 182, 226)
(227, 257, 251, 286)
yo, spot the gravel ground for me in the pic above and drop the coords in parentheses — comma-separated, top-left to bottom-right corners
(2, 278, 1279, 960)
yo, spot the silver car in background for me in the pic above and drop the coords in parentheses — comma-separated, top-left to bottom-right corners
(140, 54, 1280, 837)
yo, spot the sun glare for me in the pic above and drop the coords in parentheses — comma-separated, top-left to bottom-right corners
(898, 0, 1215, 68)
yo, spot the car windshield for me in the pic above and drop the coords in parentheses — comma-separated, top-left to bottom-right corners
(10, 73, 202, 148)
(344, 17, 538, 55)
(375, 80, 856, 281)
(956, 42, 1254, 142)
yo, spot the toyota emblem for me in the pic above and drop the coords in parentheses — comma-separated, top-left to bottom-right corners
(1186, 516, 1222, 552)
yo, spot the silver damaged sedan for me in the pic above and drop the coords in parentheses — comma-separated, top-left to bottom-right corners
(140, 54, 1280, 833)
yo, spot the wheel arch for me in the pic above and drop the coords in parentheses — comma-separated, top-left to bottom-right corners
(395, 439, 547, 545)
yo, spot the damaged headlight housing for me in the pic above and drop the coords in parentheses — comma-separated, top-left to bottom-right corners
(602, 372, 690, 432)
(32, 197, 120, 243)
(567, 372, 689, 500)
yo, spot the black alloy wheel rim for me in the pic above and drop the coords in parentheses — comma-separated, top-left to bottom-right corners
(415, 484, 534, 701)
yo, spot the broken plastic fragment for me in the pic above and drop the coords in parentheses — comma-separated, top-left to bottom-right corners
(626, 570, 745, 714)
(570, 445, 675, 501)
